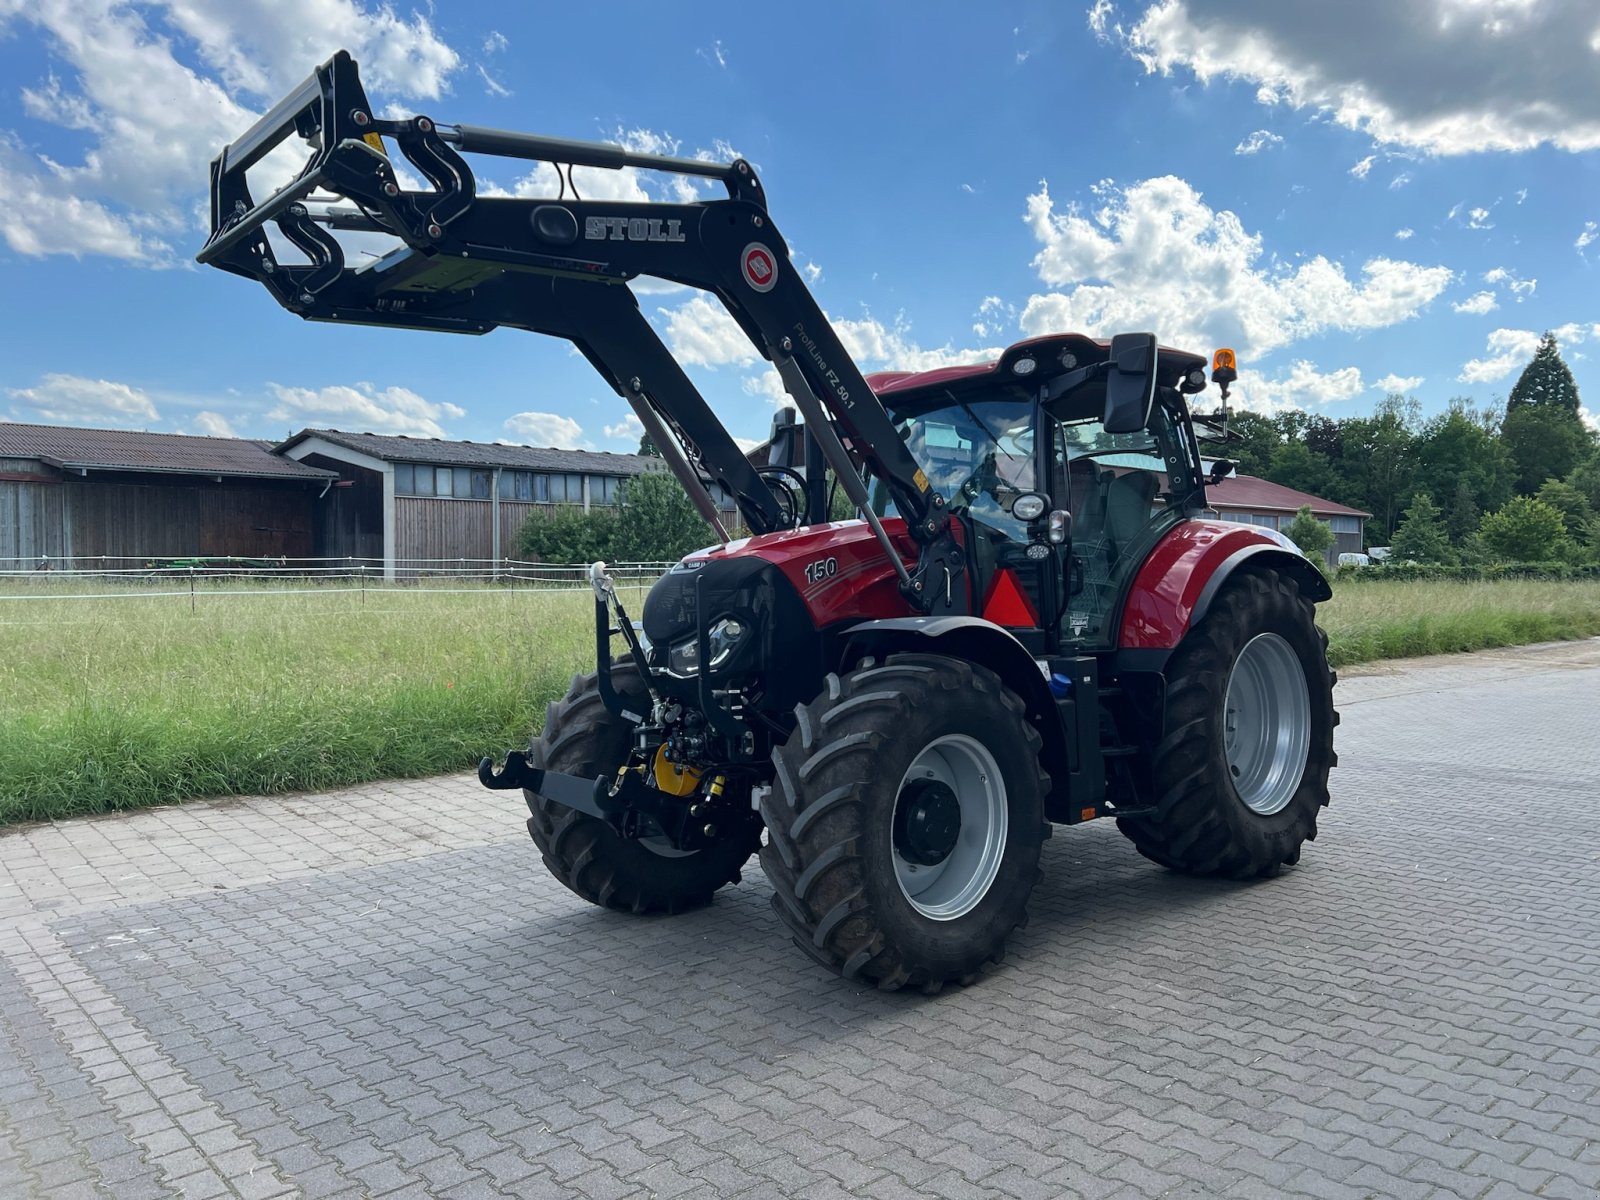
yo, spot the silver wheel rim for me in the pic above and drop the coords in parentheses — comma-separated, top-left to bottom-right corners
(892, 735, 1007, 921)
(1224, 632, 1311, 816)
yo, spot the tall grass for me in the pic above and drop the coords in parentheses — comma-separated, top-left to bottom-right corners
(1316, 577, 1600, 668)
(2, 576, 1596, 823)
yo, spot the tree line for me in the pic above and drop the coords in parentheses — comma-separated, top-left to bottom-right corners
(1224, 333, 1599, 565)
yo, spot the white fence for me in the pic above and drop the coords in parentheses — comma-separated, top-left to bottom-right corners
(0, 556, 673, 605)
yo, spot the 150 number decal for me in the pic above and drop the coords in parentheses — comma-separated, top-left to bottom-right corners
(804, 557, 839, 584)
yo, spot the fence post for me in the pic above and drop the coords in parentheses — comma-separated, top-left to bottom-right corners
(360, 563, 366, 606)
(189, 566, 196, 614)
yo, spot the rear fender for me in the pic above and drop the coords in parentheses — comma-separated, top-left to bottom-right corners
(839, 616, 1069, 799)
(1117, 522, 1331, 670)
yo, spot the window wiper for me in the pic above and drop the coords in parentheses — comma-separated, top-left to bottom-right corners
(943, 389, 1019, 464)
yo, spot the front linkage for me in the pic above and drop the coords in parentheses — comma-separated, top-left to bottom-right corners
(478, 564, 758, 855)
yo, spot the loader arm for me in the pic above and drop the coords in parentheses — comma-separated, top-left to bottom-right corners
(197, 50, 955, 604)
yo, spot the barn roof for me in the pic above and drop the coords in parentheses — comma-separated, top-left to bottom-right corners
(1208, 474, 1371, 519)
(278, 429, 664, 476)
(0, 422, 337, 481)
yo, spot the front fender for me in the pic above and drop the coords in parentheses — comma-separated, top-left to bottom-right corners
(1118, 521, 1331, 662)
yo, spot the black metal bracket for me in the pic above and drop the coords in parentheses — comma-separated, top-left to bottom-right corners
(197, 49, 954, 571)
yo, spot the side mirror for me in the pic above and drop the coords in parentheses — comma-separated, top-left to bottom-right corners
(767, 406, 800, 469)
(1104, 332, 1158, 434)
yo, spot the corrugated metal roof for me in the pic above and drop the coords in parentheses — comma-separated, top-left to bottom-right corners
(280, 428, 665, 475)
(0, 422, 337, 481)
(1208, 474, 1371, 518)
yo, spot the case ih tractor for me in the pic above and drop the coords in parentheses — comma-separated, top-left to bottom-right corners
(200, 53, 1337, 992)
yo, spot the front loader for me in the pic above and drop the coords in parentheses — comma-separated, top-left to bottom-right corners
(199, 52, 1338, 992)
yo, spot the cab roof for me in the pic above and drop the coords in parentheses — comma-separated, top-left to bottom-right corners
(864, 333, 1209, 398)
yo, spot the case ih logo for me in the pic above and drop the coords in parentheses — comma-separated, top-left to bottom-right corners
(741, 243, 777, 292)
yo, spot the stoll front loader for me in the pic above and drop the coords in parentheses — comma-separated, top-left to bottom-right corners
(199, 52, 1337, 993)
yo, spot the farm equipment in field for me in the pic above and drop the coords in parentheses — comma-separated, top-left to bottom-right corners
(199, 52, 1338, 992)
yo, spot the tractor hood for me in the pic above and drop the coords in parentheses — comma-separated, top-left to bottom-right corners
(678, 518, 922, 627)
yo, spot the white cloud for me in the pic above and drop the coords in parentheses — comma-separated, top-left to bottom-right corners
(697, 39, 727, 68)
(504, 411, 588, 450)
(1373, 373, 1423, 394)
(476, 65, 511, 98)
(1483, 266, 1536, 301)
(1234, 129, 1283, 155)
(603, 413, 644, 441)
(6, 373, 159, 425)
(742, 371, 790, 407)
(1459, 328, 1544, 383)
(1020, 176, 1452, 359)
(1395, 227, 1414, 240)
(1122, 0, 1600, 154)
(0, 0, 459, 263)
(1234, 361, 1365, 413)
(1388, 172, 1413, 190)
(1578, 222, 1598, 251)
(1452, 291, 1498, 315)
(660, 295, 762, 368)
(1087, 0, 1117, 40)
(483, 30, 508, 54)
(1349, 156, 1375, 179)
(833, 316, 999, 372)
(972, 295, 1016, 339)
(193, 410, 240, 437)
(731, 436, 762, 454)
(267, 382, 465, 437)
(660, 291, 997, 376)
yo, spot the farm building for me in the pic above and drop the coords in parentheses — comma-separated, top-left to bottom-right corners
(273, 429, 677, 577)
(0, 422, 336, 566)
(1201, 475, 1370, 567)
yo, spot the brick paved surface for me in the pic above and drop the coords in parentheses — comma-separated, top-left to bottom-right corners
(2, 640, 1598, 1198)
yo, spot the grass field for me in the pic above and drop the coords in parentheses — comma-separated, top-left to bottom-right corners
(3, 575, 1598, 824)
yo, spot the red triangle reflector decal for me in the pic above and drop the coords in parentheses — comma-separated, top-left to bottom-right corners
(982, 568, 1040, 628)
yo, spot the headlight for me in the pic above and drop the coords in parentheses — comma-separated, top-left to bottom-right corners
(667, 617, 750, 676)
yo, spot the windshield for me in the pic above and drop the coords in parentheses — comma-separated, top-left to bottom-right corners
(870, 394, 1037, 539)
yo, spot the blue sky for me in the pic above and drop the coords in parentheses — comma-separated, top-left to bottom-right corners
(2, 0, 1597, 453)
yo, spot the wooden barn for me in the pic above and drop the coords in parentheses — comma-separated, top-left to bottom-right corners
(0, 423, 337, 566)
(274, 429, 672, 578)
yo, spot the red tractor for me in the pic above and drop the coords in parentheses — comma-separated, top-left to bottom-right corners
(201, 53, 1337, 992)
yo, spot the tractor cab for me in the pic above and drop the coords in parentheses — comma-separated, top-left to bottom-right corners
(867, 334, 1211, 652)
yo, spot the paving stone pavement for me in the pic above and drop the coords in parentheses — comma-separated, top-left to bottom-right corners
(2, 639, 1599, 1199)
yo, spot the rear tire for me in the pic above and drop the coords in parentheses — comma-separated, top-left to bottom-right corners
(761, 654, 1049, 993)
(526, 665, 756, 914)
(1117, 567, 1336, 878)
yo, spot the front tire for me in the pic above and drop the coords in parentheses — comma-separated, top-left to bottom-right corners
(761, 654, 1049, 993)
(1117, 567, 1336, 878)
(526, 665, 756, 914)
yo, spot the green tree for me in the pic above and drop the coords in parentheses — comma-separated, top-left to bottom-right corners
(1507, 331, 1582, 412)
(1478, 497, 1568, 562)
(1501, 403, 1594, 495)
(1564, 449, 1600, 513)
(1389, 492, 1453, 564)
(1338, 397, 1419, 541)
(1536, 479, 1597, 551)
(1282, 505, 1334, 561)
(1444, 478, 1480, 545)
(638, 431, 661, 457)
(1218, 410, 1281, 477)
(515, 508, 618, 563)
(613, 470, 714, 562)
(1265, 441, 1335, 500)
(1413, 404, 1515, 523)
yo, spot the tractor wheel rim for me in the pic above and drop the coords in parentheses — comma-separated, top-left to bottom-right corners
(892, 734, 1007, 921)
(1223, 632, 1311, 816)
